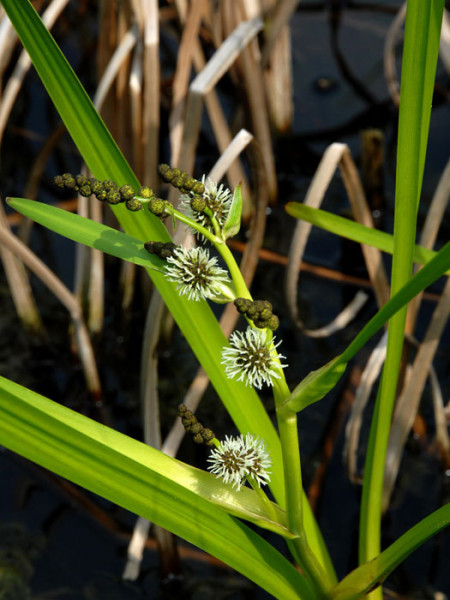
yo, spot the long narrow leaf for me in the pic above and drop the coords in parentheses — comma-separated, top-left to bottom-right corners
(359, 0, 445, 569)
(285, 203, 449, 275)
(282, 242, 450, 414)
(0, 376, 312, 600)
(332, 505, 450, 600)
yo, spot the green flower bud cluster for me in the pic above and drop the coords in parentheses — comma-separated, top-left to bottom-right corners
(54, 173, 142, 211)
(177, 404, 215, 445)
(158, 164, 205, 195)
(234, 298, 280, 331)
(144, 241, 178, 259)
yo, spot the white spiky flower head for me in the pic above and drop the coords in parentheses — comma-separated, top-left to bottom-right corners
(207, 434, 272, 491)
(221, 327, 287, 389)
(165, 246, 235, 302)
(179, 176, 233, 239)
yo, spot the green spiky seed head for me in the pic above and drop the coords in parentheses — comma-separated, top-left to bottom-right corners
(138, 186, 154, 199)
(268, 315, 279, 331)
(78, 184, 92, 197)
(190, 195, 207, 212)
(125, 198, 143, 211)
(106, 190, 122, 205)
(119, 184, 135, 201)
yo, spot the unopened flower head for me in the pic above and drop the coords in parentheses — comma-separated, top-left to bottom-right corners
(207, 434, 271, 491)
(180, 176, 233, 239)
(221, 327, 287, 389)
(165, 246, 234, 302)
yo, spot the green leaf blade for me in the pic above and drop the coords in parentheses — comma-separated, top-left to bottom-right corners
(0, 375, 314, 600)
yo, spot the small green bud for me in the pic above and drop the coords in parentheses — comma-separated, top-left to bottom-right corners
(253, 318, 268, 329)
(144, 241, 177, 260)
(78, 184, 92, 197)
(53, 175, 65, 188)
(159, 243, 177, 259)
(201, 429, 215, 444)
(106, 190, 122, 205)
(96, 190, 107, 202)
(268, 315, 280, 331)
(62, 173, 76, 189)
(246, 305, 258, 318)
(253, 300, 267, 313)
(157, 164, 204, 194)
(125, 198, 143, 211)
(138, 186, 154, 199)
(90, 179, 103, 196)
(259, 308, 272, 321)
(148, 198, 166, 216)
(189, 423, 203, 435)
(192, 181, 205, 195)
(234, 298, 252, 314)
(193, 433, 204, 444)
(157, 163, 173, 182)
(119, 184, 135, 201)
(190, 195, 207, 212)
(76, 174, 88, 187)
(102, 179, 118, 191)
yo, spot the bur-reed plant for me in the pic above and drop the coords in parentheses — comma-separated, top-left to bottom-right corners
(0, 1, 449, 598)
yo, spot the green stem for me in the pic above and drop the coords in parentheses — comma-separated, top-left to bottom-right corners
(274, 382, 334, 596)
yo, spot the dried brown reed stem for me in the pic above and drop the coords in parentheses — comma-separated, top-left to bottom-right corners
(0, 201, 44, 336)
(222, 0, 277, 202)
(286, 142, 389, 336)
(260, 0, 296, 132)
(0, 221, 101, 397)
(141, 0, 160, 189)
(0, 0, 70, 140)
(383, 278, 450, 511)
(379, 159, 450, 508)
(383, 2, 406, 108)
(169, 0, 251, 211)
(175, 14, 262, 177)
(344, 330, 387, 483)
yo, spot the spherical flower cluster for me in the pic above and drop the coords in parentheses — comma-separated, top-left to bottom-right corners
(208, 434, 272, 491)
(221, 327, 287, 389)
(164, 246, 234, 302)
(180, 176, 233, 239)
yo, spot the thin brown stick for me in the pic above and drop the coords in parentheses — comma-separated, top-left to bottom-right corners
(0, 223, 101, 398)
